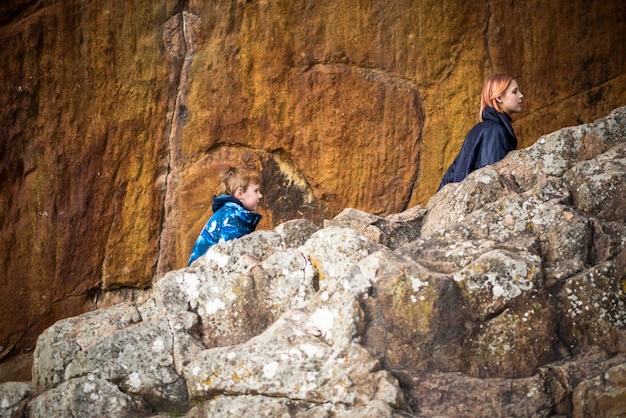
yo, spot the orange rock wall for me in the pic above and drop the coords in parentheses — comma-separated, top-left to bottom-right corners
(0, 0, 625, 361)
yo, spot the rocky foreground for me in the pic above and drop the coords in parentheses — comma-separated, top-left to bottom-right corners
(1, 107, 625, 417)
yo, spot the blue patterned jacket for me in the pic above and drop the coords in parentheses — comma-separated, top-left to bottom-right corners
(187, 195, 262, 265)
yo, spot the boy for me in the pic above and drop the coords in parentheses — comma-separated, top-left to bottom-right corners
(187, 166, 263, 265)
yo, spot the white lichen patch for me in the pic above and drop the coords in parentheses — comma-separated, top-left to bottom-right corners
(299, 343, 324, 358)
(526, 385, 539, 398)
(262, 361, 279, 379)
(542, 153, 568, 175)
(492, 284, 505, 298)
(205, 250, 230, 268)
(463, 253, 538, 303)
(308, 308, 336, 339)
(126, 372, 142, 390)
(225, 290, 238, 302)
(204, 298, 227, 315)
(177, 272, 200, 302)
(411, 278, 428, 292)
(152, 338, 165, 352)
(83, 382, 96, 393)
(477, 173, 494, 184)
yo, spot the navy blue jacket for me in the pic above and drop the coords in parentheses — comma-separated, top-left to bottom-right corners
(438, 106, 517, 191)
(187, 195, 262, 265)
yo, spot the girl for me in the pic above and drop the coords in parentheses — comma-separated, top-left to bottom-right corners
(438, 74, 524, 190)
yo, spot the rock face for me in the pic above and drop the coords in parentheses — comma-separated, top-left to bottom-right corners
(1, 0, 626, 384)
(1, 107, 624, 417)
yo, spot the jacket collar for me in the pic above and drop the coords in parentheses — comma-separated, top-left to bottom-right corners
(482, 106, 516, 139)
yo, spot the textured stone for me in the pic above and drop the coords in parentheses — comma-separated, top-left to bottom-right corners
(274, 219, 321, 249)
(403, 350, 626, 418)
(195, 247, 318, 348)
(32, 303, 142, 391)
(62, 319, 185, 408)
(183, 300, 406, 412)
(572, 363, 626, 418)
(555, 255, 626, 354)
(462, 292, 557, 379)
(355, 248, 467, 373)
(403, 371, 553, 418)
(12, 108, 625, 416)
(303, 227, 383, 287)
(451, 247, 543, 321)
(184, 394, 304, 418)
(26, 375, 151, 418)
(0, 353, 32, 384)
(563, 143, 626, 222)
(31, 302, 190, 412)
(0, 0, 177, 366)
(0, 381, 32, 418)
(1, 0, 626, 365)
(325, 207, 427, 250)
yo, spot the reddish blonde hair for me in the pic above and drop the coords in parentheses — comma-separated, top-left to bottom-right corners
(217, 166, 261, 196)
(479, 74, 514, 121)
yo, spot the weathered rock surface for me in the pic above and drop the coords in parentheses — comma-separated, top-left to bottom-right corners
(572, 362, 626, 418)
(1, 0, 626, 363)
(0, 382, 31, 418)
(1, 107, 624, 417)
(27, 375, 151, 418)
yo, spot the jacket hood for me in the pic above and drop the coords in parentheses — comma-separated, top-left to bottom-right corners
(212, 195, 243, 213)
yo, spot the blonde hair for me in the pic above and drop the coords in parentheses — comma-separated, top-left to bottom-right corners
(217, 166, 261, 196)
(479, 74, 515, 121)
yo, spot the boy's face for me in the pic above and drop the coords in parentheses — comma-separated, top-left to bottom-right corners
(235, 183, 262, 211)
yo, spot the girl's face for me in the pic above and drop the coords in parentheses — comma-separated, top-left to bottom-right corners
(498, 80, 524, 115)
(235, 183, 262, 211)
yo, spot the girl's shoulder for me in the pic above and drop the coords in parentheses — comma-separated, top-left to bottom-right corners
(477, 118, 507, 134)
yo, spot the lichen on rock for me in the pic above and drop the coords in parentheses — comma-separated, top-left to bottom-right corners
(3, 107, 626, 416)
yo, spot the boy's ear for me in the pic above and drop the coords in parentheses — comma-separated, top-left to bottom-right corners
(233, 187, 244, 200)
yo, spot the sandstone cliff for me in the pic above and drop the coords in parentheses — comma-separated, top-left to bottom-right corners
(1, 0, 625, 377)
(1, 107, 624, 417)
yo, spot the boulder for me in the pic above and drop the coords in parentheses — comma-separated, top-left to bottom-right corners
(26, 375, 150, 418)
(0, 381, 32, 418)
(4, 108, 626, 416)
(572, 363, 626, 418)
